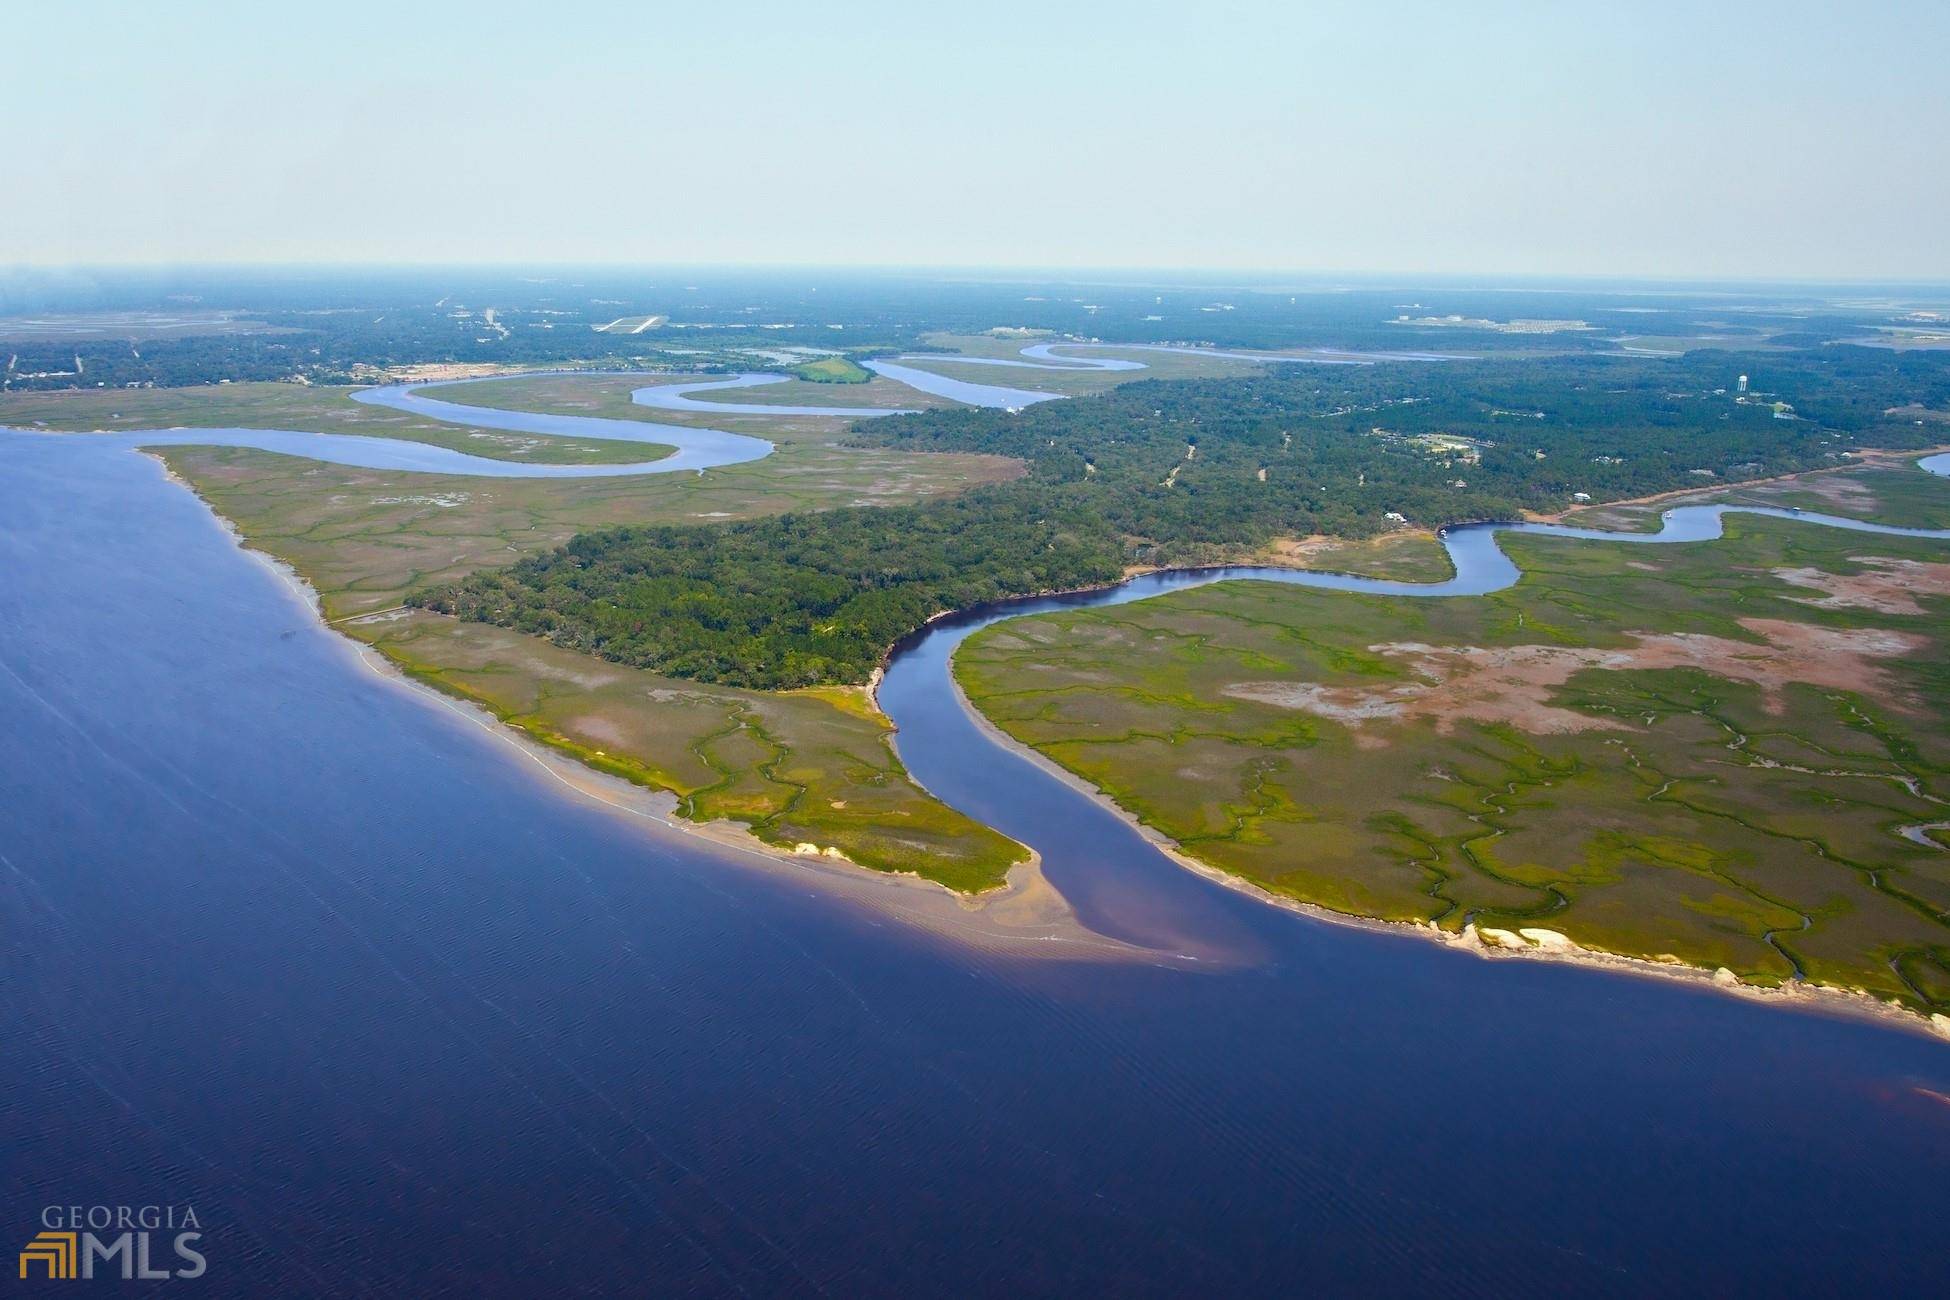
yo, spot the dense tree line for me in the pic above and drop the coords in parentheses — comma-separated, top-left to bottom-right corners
(414, 492, 1124, 688)
(413, 349, 1949, 689)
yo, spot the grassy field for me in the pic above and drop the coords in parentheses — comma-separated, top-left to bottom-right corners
(790, 356, 872, 384)
(1716, 457, 1950, 528)
(368, 612, 1020, 889)
(1561, 455, 1950, 533)
(1241, 529, 1453, 582)
(959, 460, 1950, 1012)
(140, 377, 1027, 888)
(424, 371, 948, 428)
(893, 334, 1268, 397)
(0, 381, 668, 465)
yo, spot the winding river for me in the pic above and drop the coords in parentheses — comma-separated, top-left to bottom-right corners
(355, 377, 773, 472)
(5, 359, 1950, 1293)
(878, 490, 1950, 955)
(862, 340, 1459, 406)
(15, 361, 1950, 955)
(620, 371, 919, 418)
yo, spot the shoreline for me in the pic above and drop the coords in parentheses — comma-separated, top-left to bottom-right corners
(139, 451, 1140, 966)
(939, 652, 1950, 1044)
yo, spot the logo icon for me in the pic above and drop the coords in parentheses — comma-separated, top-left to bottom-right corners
(19, 1231, 77, 1280)
(19, 1208, 206, 1281)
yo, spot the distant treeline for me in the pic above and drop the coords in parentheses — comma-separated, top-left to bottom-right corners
(0, 269, 1914, 391)
(411, 349, 1950, 689)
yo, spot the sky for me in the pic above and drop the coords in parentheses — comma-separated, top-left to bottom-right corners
(7, 0, 1947, 280)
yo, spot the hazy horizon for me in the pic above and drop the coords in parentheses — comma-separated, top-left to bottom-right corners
(8, 1, 1949, 280)
(7, 263, 1950, 292)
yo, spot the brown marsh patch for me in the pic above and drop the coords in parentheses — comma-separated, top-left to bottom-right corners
(1771, 556, 1950, 616)
(1224, 618, 1926, 737)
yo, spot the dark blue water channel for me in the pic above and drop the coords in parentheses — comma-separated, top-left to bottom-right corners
(2, 408, 1948, 1295)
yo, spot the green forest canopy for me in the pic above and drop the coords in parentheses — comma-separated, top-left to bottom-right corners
(411, 348, 1950, 689)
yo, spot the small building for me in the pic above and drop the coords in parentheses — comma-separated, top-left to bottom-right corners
(1572, 491, 1592, 503)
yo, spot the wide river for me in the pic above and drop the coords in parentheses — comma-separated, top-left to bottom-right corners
(3, 359, 1949, 1295)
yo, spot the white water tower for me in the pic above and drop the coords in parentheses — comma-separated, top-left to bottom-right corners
(1737, 374, 1749, 393)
